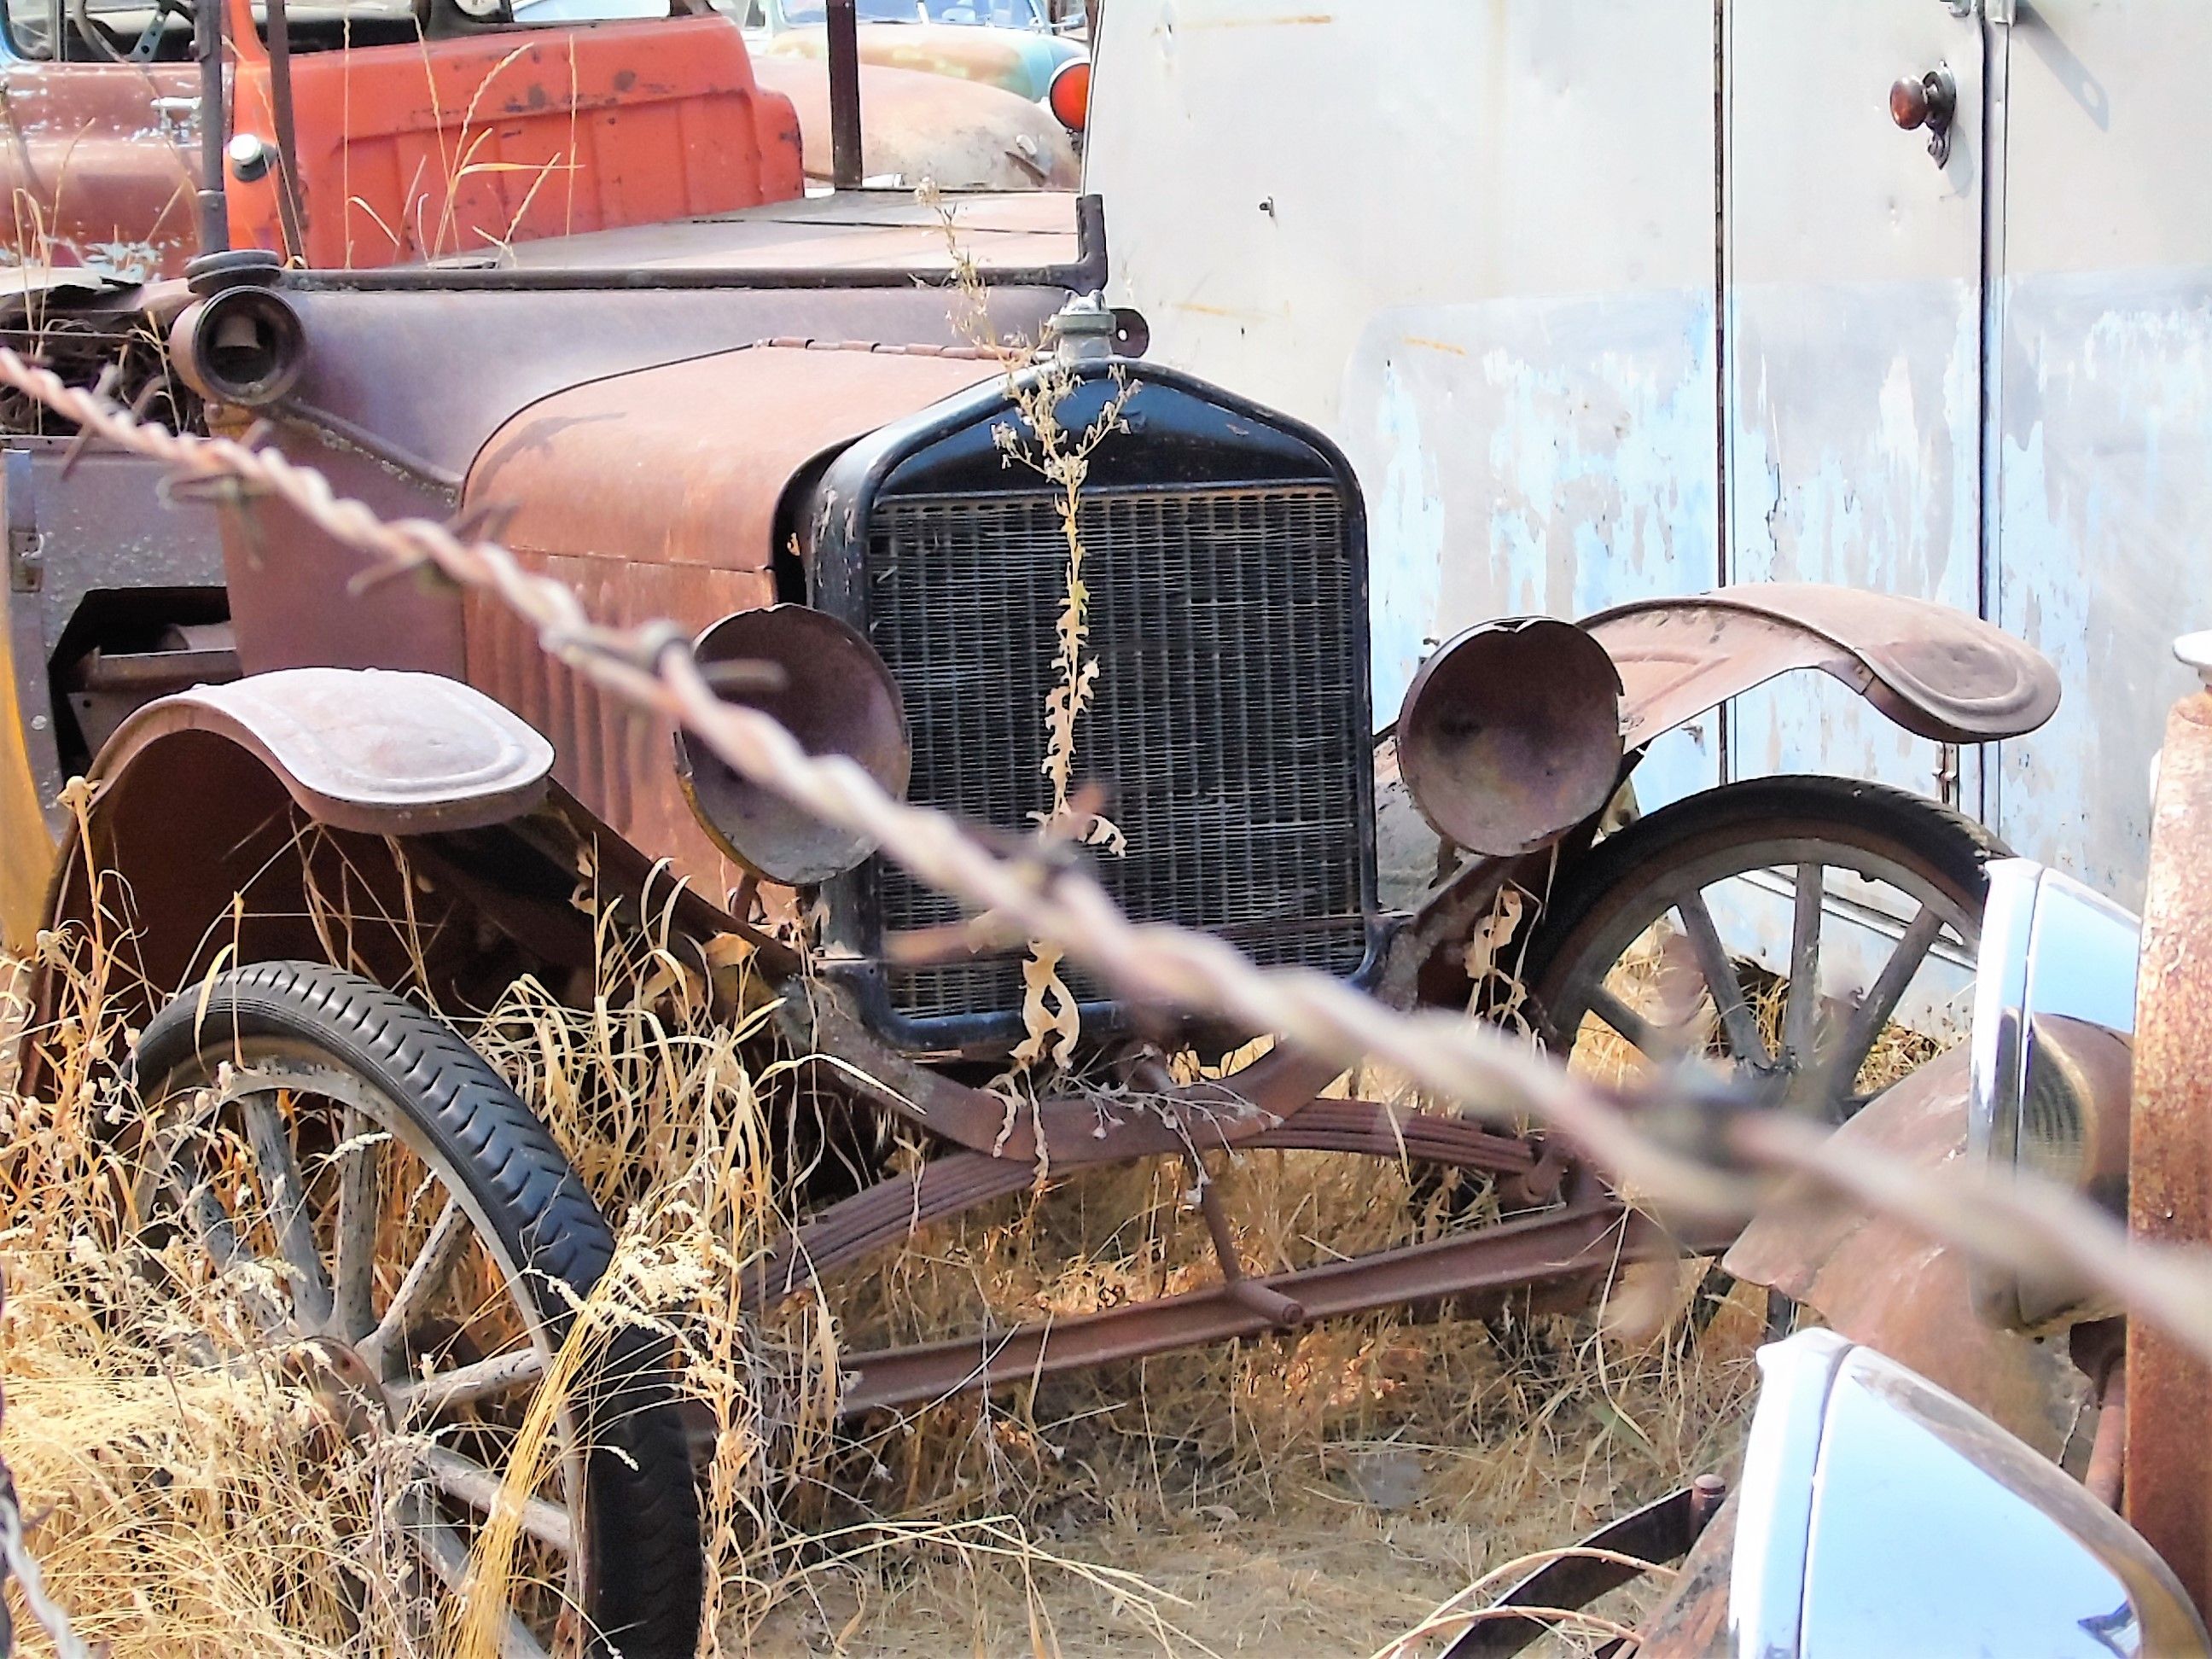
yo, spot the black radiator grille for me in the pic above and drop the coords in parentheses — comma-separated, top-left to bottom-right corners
(864, 484, 1371, 1024)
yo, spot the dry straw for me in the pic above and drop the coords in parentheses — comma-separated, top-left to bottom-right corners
(2, 823, 1761, 1656)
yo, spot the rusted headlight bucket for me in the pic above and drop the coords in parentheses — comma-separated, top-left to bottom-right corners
(675, 606, 911, 887)
(169, 286, 306, 407)
(1968, 859, 2141, 1331)
(1395, 617, 1625, 858)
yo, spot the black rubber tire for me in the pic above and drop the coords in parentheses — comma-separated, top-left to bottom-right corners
(133, 961, 702, 1659)
(1522, 775, 2005, 1054)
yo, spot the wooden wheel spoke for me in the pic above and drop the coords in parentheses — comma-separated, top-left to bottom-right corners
(419, 1446, 577, 1557)
(361, 1196, 471, 1375)
(1672, 889, 1769, 1065)
(240, 1090, 335, 1330)
(393, 1347, 546, 1423)
(1584, 984, 1691, 1065)
(331, 1109, 381, 1343)
(401, 1497, 554, 1659)
(1782, 862, 1826, 1068)
(1826, 903, 1947, 1096)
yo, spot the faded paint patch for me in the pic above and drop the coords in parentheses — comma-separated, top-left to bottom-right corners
(1726, 280, 1982, 802)
(1366, 358, 1446, 716)
(1995, 270, 2212, 903)
(1341, 288, 1721, 802)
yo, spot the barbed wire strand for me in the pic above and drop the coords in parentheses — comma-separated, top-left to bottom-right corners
(7, 346, 2212, 1371)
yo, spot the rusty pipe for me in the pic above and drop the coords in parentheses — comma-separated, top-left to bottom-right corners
(263, 0, 307, 260)
(2087, 1361, 2128, 1511)
(826, 0, 862, 191)
(2125, 676, 2212, 1610)
(193, 0, 227, 254)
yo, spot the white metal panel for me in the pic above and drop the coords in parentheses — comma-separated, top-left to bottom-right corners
(1992, 0, 2212, 902)
(1088, 0, 1723, 811)
(1721, 0, 1988, 804)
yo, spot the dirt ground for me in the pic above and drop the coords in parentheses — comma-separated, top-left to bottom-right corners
(726, 1284, 1764, 1659)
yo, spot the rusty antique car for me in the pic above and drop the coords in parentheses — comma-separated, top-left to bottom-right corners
(0, 2, 2066, 1651)
(1431, 636, 2212, 1657)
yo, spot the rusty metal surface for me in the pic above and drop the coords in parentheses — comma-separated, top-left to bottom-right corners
(468, 341, 998, 574)
(225, 15, 803, 271)
(746, 1149, 1039, 1310)
(754, 55, 1080, 190)
(678, 606, 910, 884)
(457, 346, 992, 900)
(463, 555, 768, 913)
(1584, 583, 2061, 751)
(1725, 1045, 2087, 1458)
(2126, 686, 2212, 1611)
(2087, 1358, 2128, 1511)
(830, 1199, 1649, 1417)
(1441, 1481, 1724, 1659)
(0, 61, 200, 281)
(271, 276, 1062, 491)
(746, 1094, 1550, 1318)
(1396, 616, 1624, 856)
(1629, 1494, 1738, 1659)
(1243, 1099, 1540, 1178)
(96, 667, 554, 835)
(803, 981, 1352, 1163)
(223, 439, 468, 678)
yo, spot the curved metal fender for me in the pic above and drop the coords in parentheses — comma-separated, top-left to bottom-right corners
(92, 667, 555, 834)
(1723, 1045, 2087, 1460)
(1583, 582, 2061, 748)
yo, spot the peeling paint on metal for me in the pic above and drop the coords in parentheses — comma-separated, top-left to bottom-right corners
(1996, 274, 2212, 904)
(1725, 285, 1982, 802)
(1366, 358, 1443, 715)
(1341, 292, 1722, 807)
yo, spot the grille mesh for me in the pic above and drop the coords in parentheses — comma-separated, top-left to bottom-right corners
(865, 484, 1370, 1023)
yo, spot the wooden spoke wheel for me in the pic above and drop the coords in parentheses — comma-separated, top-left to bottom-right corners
(130, 962, 701, 1658)
(1523, 776, 2002, 1120)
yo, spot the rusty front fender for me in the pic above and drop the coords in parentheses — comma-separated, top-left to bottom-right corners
(34, 670, 556, 1026)
(1584, 582, 2060, 750)
(89, 668, 555, 836)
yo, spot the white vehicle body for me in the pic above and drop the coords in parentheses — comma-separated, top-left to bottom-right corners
(1086, 0, 2212, 905)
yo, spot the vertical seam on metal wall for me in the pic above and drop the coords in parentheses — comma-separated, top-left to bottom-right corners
(1714, 0, 1733, 785)
(1978, 9, 2011, 830)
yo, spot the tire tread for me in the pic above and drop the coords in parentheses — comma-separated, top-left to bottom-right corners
(135, 961, 701, 1657)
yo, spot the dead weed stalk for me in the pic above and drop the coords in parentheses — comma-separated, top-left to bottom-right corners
(923, 185, 1136, 1115)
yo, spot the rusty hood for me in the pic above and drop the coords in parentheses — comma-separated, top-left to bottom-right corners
(465, 340, 1004, 573)
(457, 340, 1004, 903)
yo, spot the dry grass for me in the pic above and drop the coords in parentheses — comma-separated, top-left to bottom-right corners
(0, 889, 1765, 1659)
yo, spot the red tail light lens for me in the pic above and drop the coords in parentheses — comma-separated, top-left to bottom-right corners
(1048, 58, 1090, 133)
